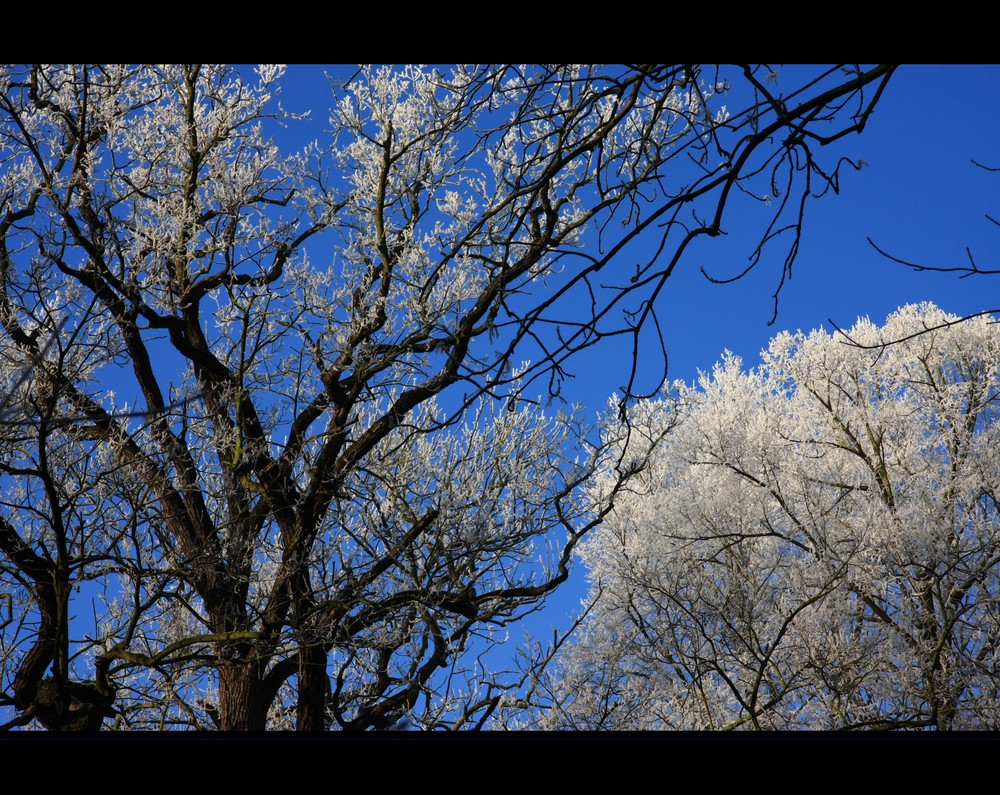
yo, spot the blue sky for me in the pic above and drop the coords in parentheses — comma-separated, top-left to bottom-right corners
(273, 64, 1000, 642)
(273, 64, 999, 396)
(7, 65, 996, 726)
(622, 64, 1000, 391)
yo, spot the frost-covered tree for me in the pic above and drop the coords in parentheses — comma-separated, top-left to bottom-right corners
(0, 64, 895, 730)
(543, 303, 1000, 730)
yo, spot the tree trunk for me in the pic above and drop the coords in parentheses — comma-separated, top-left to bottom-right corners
(218, 661, 270, 731)
(296, 641, 329, 731)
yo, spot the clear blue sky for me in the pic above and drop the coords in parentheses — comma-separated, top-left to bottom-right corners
(8, 67, 992, 726)
(272, 64, 1000, 641)
(273, 64, 999, 396)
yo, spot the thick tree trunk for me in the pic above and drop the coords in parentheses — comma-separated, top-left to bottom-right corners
(218, 661, 270, 731)
(296, 641, 329, 731)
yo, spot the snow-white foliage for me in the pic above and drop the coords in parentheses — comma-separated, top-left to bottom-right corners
(544, 304, 1000, 730)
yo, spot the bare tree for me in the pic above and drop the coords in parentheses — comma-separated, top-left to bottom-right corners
(0, 64, 895, 730)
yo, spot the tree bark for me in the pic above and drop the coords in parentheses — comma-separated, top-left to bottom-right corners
(218, 661, 270, 731)
(296, 641, 329, 731)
